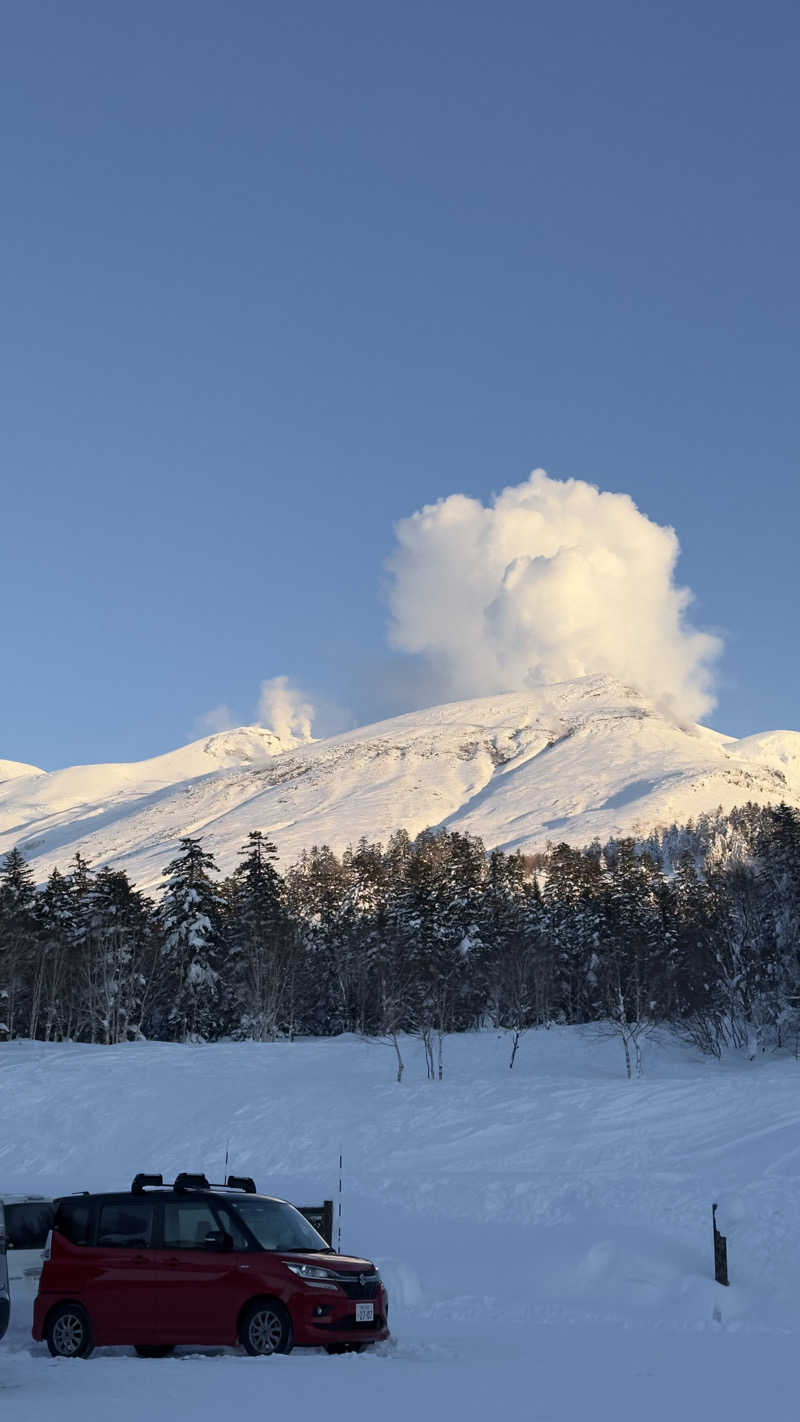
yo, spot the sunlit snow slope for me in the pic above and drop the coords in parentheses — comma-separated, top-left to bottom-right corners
(0, 759, 44, 784)
(1, 675, 799, 888)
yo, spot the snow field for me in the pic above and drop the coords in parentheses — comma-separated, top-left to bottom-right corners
(2, 1027, 800, 1419)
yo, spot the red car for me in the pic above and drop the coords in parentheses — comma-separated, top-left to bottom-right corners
(33, 1173, 389, 1358)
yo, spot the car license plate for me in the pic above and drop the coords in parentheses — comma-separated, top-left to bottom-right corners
(355, 1302, 374, 1323)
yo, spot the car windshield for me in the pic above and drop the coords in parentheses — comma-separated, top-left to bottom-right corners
(232, 1199, 330, 1252)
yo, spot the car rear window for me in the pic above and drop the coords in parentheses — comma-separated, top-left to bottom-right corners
(54, 1199, 92, 1246)
(96, 1201, 154, 1249)
(5, 1203, 54, 1251)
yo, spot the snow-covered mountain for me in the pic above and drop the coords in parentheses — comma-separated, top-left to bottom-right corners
(2, 675, 799, 890)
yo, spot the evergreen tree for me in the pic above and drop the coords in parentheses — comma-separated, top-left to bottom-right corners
(38, 868, 78, 1041)
(229, 831, 295, 1039)
(757, 804, 800, 1046)
(0, 848, 40, 1039)
(594, 841, 666, 1076)
(158, 837, 225, 1041)
(82, 868, 158, 1043)
(65, 853, 96, 1041)
(542, 843, 604, 1023)
(285, 846, 348, 1035)
(331, 839, 387, 1035)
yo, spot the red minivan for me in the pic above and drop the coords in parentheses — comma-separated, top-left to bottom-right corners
(33, 1173, 389, 1358)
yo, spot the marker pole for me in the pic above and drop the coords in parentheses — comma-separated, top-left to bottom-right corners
(338, 1148, 343, 1251)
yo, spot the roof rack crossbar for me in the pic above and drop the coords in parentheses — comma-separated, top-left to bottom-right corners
(226, 1175, 257, 1194)
(173, 1172, 210, 1193)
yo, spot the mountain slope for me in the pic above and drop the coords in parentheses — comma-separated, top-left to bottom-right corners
(1, 676, 798, 889)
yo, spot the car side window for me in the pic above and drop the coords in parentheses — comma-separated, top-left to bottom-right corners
(96, 1200, 154, 1248)
(214, 1203, 251, 1252)
(162, 1202, 222, 1250)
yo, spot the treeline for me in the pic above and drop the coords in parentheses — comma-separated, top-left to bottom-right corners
(1, 801, 800, 1075)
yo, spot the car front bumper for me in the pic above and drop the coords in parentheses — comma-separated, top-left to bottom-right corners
(291, 1286, 390, 1347)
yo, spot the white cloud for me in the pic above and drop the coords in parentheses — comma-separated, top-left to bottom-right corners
(258, 675, 315, 742)
(386, 469, 722, 723)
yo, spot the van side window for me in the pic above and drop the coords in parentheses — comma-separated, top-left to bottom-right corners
(96, 1201, 154, 1249)
(215, 1203, 251, 1251)
(162, 1201, 221, 1250)
(161, 1201, 250, 1250)
(54, 1200, 92, 1246)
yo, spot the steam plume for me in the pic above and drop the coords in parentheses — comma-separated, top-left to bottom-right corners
(386, 470, 722, 723)
(258, 675, 315, 742)
(197, 704, 234, 734)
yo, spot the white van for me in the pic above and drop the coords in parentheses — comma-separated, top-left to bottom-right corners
(0, 1196, 55, 1311)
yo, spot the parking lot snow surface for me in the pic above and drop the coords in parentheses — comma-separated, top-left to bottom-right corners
(1, 1029, 799, 1420)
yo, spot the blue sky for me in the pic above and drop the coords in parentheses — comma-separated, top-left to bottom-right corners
(2, 0, 798, 769)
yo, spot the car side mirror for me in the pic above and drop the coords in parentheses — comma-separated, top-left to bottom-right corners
(203, 1230, 234, 1251)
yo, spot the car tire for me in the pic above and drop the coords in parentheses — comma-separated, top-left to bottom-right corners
(134, 1344, 175, 1358)
(239, 1299, 293, 1356)
(45, 1303, 93, 1359)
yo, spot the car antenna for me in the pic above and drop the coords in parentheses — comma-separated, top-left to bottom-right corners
(337, 1147, 343, 1254)
(224, 1139, 230, 1183)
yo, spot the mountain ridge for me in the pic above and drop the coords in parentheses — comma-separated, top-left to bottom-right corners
(2, 675, 799, 890)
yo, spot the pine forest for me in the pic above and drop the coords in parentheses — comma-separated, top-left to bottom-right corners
(2, 802, 800, 1077)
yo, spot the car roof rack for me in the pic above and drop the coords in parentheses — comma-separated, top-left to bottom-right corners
(173, 1172, 210, 1193)
(131, 1174, 164, 1194)
(129, 1172, 257, 1196)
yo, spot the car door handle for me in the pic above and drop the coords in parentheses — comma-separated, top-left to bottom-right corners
(163, 1256, 182, 1268)
(132, 1255, 149, 1267)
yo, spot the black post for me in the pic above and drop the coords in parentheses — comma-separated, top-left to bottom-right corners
(712, 1203, 729, 1286)
(297, 1200, 334, 1247)
(322, 1198, 334, 1249)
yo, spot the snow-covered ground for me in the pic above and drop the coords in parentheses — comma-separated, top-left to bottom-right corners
(2, 1028, 799, 1419)
(3, 675, 800, 889)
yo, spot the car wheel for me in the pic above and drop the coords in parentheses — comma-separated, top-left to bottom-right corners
(46, 1303, 93, 1359)
(134, 1345, 175, 1358)
(239, 1299, 293, 1356)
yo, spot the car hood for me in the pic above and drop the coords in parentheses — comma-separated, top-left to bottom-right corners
(280, 1250, 376, 1273)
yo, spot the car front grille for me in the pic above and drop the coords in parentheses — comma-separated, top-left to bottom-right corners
(337, 1278, 379, 1300)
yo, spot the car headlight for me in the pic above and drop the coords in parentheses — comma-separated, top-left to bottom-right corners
(284, 1262, 340, 1281)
